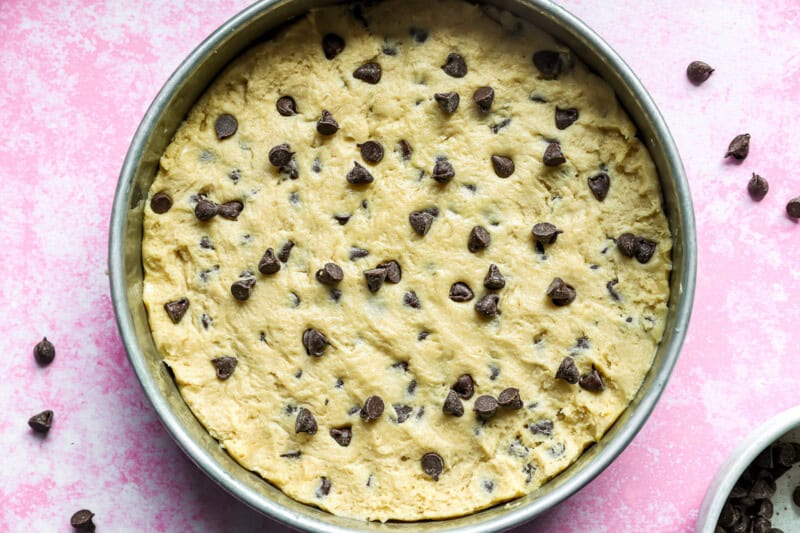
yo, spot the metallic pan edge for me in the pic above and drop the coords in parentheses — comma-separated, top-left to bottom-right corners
(109, 1, 697, 531)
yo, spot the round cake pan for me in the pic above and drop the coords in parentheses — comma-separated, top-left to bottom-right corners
(109, 0, 697, 531)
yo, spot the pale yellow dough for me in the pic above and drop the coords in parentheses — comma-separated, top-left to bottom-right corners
(142, 0, 671, 521)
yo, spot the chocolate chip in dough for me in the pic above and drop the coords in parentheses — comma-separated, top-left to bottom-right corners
(787, 197, 800, 220)
(532, 50, 562, 79)
(484, 264, 506, 290)
(543, 142, 566, 166)
(491, 118, 511, 134)
(28, 410, 53, 434)
(361, 395, 385, 422)
(452, 374, 474, 400)
(194, 198, 218, 221)
(164, 298, 189, 324)
(498, 388, 522, 410)
(421, 452, 445, 480)
(435, 91, 460, 113)
(317, 110, 340, 135)
(449, 282, 474, 302)
(364, 267, 388, 293)
(70, 509, 96, 532)
(346, 161, 374, 184)
(303, 328, 329, 357)
(748, 173, 769, 201)
(350, 247, 369, 260)
(635, 237, 657, 264)
(468, 226, 491, 252)
(276, 95, 297, 116)
(214, 114, 238, 139)
(529, 419, 554, 436)
(258, 248, 281, 275)
(33, 337, 56, 366)
(491, 155, 515, 178)
(686, 61, 714, 85)
(316, 263, 344, 285)
(475, 294, 500, 317)
(532, 222, 561, 245)
(231, 278, 256, 301)
(334, 214, 351, 225)
(353, 62, 382, 84)
(377, 260, 401, 283)
(588, 172, 611, 201)
(295, 408, 318, 434)
(443, 390, 464, 417)
(269, 143, 294, 167)
(278, 240, 295, 262)
(395, 404, 413, 423)
(725, 134, 750, 161)
(409, 26, 428, 43)
(617, 233, 637, 257)
(322, 33, 345, 59)
(473, 86, 494, 112)
(578, 367, 605, 392)
(546, 277, 576, 306)
(218, 200, 243, 220)
(474, 395, 499, 420)
(555, 356, 580, 384)
(150, 192, 172, 214)
(555, 107, 579, 129)
(358, 141, 384, 163)
(403, 291, 421, 308)
(330, 427, 352, 447)
(409, 210, 436, 235)
(398, 140, 412, 161)
(432, 159, 455, 183)
(211, 356, 237, 380)
(441, 52, 467, 78)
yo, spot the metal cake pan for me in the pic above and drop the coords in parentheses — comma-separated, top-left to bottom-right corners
(109, 0, 697, 531)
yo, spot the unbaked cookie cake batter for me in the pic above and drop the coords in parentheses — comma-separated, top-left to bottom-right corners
(142, 0, 672, 521)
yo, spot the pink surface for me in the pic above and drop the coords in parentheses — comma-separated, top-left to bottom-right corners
(1, 0, 799, 531)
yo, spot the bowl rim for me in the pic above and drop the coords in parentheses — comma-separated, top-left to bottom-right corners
(109, 0, 697, 531)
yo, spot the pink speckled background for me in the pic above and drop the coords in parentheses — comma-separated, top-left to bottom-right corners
(1, 0, 799, 531)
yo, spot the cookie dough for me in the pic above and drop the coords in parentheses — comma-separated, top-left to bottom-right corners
(142, 0, 672, 521)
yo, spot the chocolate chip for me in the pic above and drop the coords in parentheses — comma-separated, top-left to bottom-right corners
(346, 161, 374, 185)
(441, 53, 467, 77)
(546, 277, 576, 306)
(409, 26, 428, 42)
(419, 452, 444, 480)
(579, 367, 605, 392)
(752, 517, 771, 533)
(33, 337, 56, 366)
(194, 198, 218, 221)
(435, 91, 460, 113)
(452, 374, 474, 399)
(278, 240, 295, 262)
(787, 197, 800, 219)
(747, 173, 769, 201)
(28, 410, 53, 434)
(543, 142, 566, 166)
(316, 263, 344, 285)
(276, 95, 297, 116)
(468, 226, 491, 252)
(491, 155, 515, 178)
(757, 499, 773, 518)
(317, 110, 339, 135)
(432, 159, 455, 183)
(686, 61, 714, 85)
(533, 50, 562, 79)
(218, 200, 243, 220)
(258, 248, 280, 275)
(555, 356, 579, 384)
(280, 450, 301, 459)
(498, 388, 522, 409)
(409, 210, 436, 236)
(358, 141, 384, 163)
(150, 192, 172, 213)
(449, 282, 474, 302)
(361, 395, 384, 422)
(231, 278, 256, 301)
(363, 267, 387, 292)
(334, 214, 351, 225)
(555, 107, 579, 129)
(443, 390, 464, 417)
(532, 222, 561, 245)
(303, 328, 329, 357)
(70, 509, 96, 531)
(529, 419, 554, 436)
(635, 237, 657, 264)
(473, 86, 494, 112)
(491, 118, 511, 133)
(294, 408, 317, 435)
(403, 291, 421, 309)
(475, 294, 500, 317)
(211, 356, 237, 380)
(588, 172, 611, 201)
(484, 264, 506, 290)
(322, 33, 345, 59)
(164, 298, 189, 324)
(725, 133, 750, 160)
(330, 427, 352, 447)
(474, 395, 499, 420)
(398, 140, 412, 161)
(350, 247, 369, 260)
(214, 114, 238, 139)
(719, 502, 737, 528)
(353, 62, 382, 84)
(377, 260, 401, 283)
(199, 236, 213, 250)
(269, 143, 293, 167)
(617, 233, 637, 257)
(750, 479, 777, 500)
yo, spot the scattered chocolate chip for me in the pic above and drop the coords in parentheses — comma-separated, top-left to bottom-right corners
(555, 107, 579, 129)
(475, 294, 500, 317)
(532, 222, 561, 245)
(317, 110, 339, 135)
(757, 499, 773, 518)
(334, 214, 351, 225)
(579, 367, 605, 392)
(329, 288, 342, 302)
(484, 264, 506, 290)
(353, 62, 382, 84)
(231, 278, 256, 301)
(473, 86, 494, 112)
(70, 509, 96, 532)
(199, 236, 213, 250)
(346, 161, 374, 185)
(449, 282, 474, 302)
(617, 233, 637, 257)
(322, 33, 345, 59)
(280, 450, 301, 459)
(718, 502, 737, 528)
(474, 395, 499, 420)
(452, 374, 474, 399)
(361, 395, 384, 422)
(33, 337, 56, 366)
(150, 192, 172, 213)
(377, 260, 401, 283)
(751, 517, 771, 533)
(195, 198, 218, 221)
(164, 298, 189, 324)
(228, 169, 241, 183)
(316, 477, 332, 498)
(303, 328, 329, 357)
(276, 95, 297, 116)
(588, 172, 611, 201)
(28, 410, 53, 434)
(498, 388, 522, 409)
(775, 442, 797, 467)
(432, 159, 455, 183)
(316, 263, 344, 285)
(421, 452, 444, 480)
(289, 291, 299, 306)
(403, 291, 421, 309)
(358, 141, 384, 163)
(214, 114, 238, 139)
(529, 419, 554, 436)
(748, 173, 769, 201)
(491, 155, 515, 178)
(409, 210, 436, 235)
(407, 24, 429, 42)
(295, 408, 318, 434)
(330, 427, 352, 447)
(750, 479, 777, 500)
(435, 91, 460, 113)
(258, 248, 280, 275)
(686, 61, 714, 85)
(211, 356, 237, 380)
(491, 118, 511, 134)
(546, 277, 576, 306)
(489, 365, 500, 381)
(442, 52, 467, 77)
(364, 267, 387, 293)
(350, 247, 369, 260)
(218, 200, 244, 220)
(443, 390, 464, 417)
(468, 226, 491, 252)
(543, 142, 566, 166)
(725, 134, 750, 160)
(787, 197, 800, 220)
(395, 404, 413, 423)
(533, 50, 562, 79)
(278, 240, 295, 262)
(635, 237, 657, 264)
(269, 143, 294, 167)
(398, 140, 412, 161)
